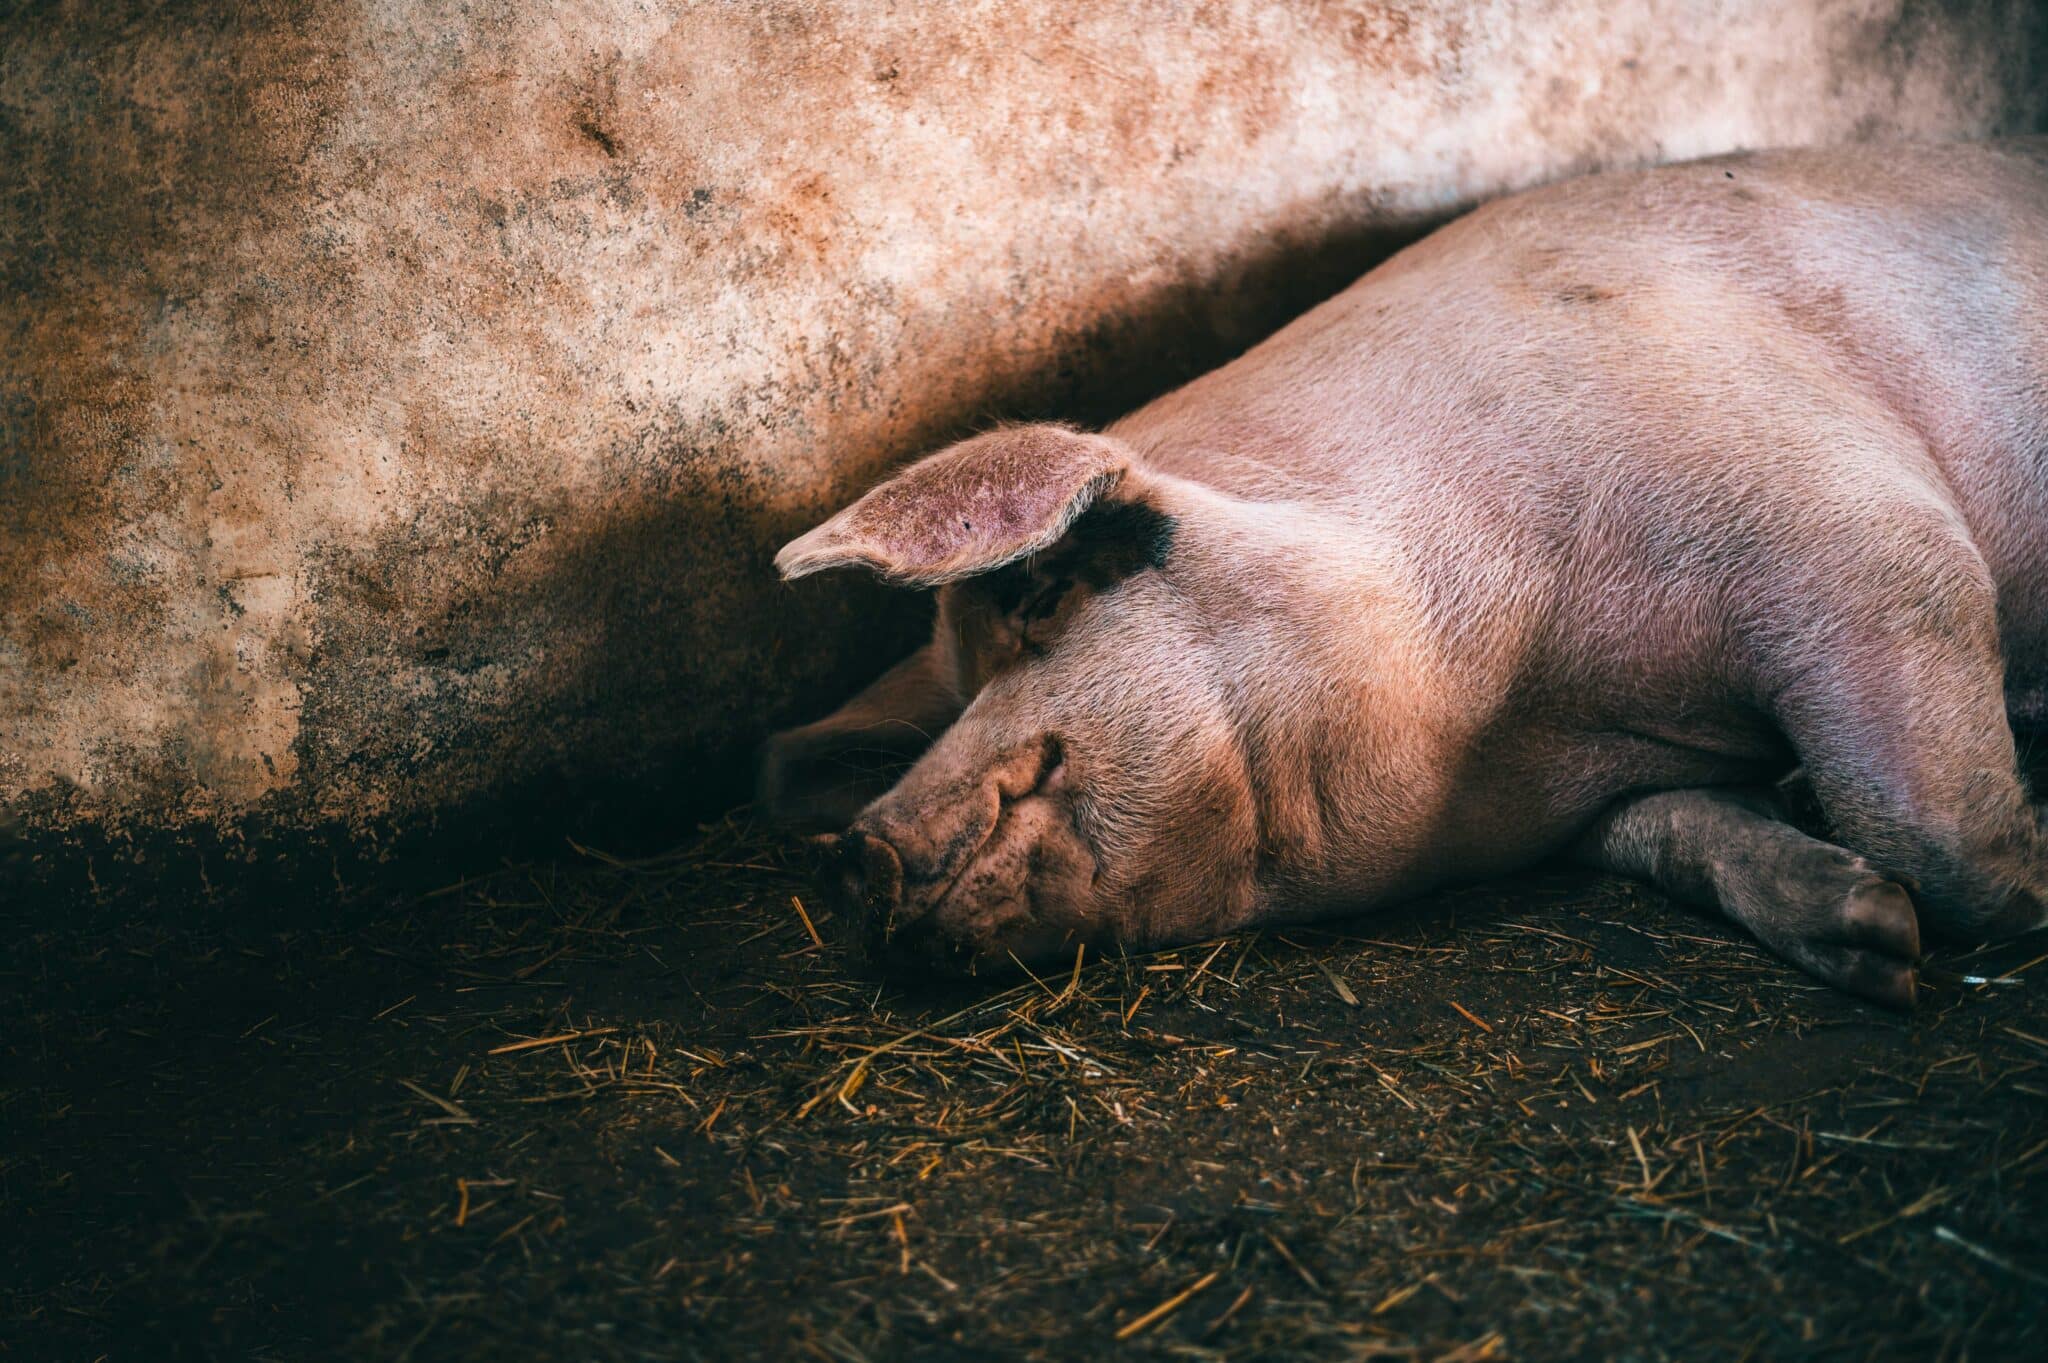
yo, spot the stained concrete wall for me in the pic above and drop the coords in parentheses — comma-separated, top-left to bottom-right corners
(4, 1, 2046, 864)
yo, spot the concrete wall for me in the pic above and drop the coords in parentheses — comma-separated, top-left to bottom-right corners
(4, 0, 2046, 862)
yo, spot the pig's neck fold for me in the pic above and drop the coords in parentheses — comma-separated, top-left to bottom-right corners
(1177, 487, 1475, 918)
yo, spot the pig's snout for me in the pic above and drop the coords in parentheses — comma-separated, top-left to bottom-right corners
(834, 826, 971, 972)
(824, 733, 1095, 976)
(834, 829, 904, 930)
(830, 827, 965, 972)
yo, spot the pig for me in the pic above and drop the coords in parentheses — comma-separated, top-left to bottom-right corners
(762, 138, 2048, 1008)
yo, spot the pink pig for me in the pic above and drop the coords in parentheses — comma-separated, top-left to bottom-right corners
(765, 139, 2048, 1008)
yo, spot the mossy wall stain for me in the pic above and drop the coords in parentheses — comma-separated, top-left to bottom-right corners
(2, 1, 2044, 851)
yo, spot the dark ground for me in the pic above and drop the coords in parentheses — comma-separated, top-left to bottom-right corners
(7, 815, 2048, 1362)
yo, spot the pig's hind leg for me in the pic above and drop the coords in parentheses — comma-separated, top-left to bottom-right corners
(1762, 548, 2048, 947)
(1573, 787, 1922, 1007)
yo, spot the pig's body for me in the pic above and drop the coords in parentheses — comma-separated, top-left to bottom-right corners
(1110, 138, 2048, 897)
(770, 139, 2048, 1006)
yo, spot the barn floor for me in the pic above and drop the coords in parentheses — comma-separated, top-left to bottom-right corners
(8, 816, 2048, 1362)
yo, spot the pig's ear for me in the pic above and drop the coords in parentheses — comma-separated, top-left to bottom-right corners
(776, 425, 1133, 587)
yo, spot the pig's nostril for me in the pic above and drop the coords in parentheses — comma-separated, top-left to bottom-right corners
(837, 830, 904, 923)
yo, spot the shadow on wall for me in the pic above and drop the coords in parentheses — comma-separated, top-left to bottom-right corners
(1, 208, 1441, 916)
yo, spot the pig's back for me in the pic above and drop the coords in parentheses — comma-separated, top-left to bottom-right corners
(1662, 139, 2048, 649)
(1113, 138, 2048, 675)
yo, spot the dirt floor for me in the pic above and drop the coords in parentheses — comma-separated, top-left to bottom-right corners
(7, 814, 2048, 1361)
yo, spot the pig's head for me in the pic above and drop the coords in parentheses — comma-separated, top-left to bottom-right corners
(769, 424, 1276, 975)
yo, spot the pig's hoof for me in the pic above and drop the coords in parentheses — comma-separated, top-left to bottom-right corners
(1763, 869, 1921, 1010)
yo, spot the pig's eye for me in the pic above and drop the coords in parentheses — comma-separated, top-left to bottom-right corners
(1019, 580, 1069, 624)
(1018, 579, 1077, 655)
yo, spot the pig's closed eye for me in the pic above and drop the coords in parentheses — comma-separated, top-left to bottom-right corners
(1020, 580, 1068, 623)
(1018, 581, 1075, 654)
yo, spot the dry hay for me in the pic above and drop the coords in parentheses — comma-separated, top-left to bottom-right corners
(5, 813, 2047, 1360)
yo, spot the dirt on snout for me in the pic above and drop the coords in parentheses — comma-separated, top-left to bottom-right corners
(6, 815, 2047, 1361)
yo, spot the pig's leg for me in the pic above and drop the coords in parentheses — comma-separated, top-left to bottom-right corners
(757, 643, 963, 829)
(1573, 786, 1922, 1006)
(1768, 590, 2048, 944)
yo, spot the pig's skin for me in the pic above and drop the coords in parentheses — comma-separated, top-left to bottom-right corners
(767, 138, 2048, 1007)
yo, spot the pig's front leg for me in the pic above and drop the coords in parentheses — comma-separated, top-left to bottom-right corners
(757, 643, 963, 830)
(1571, 787, 1921, 1008)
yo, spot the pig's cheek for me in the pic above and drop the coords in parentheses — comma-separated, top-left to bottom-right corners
(1014, 802, 1101, 931)
(937, 800, 1090, 944)
(936, 867, 1034, 963)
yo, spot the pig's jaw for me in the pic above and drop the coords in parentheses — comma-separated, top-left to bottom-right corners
(1185, 512, 1465, 921)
